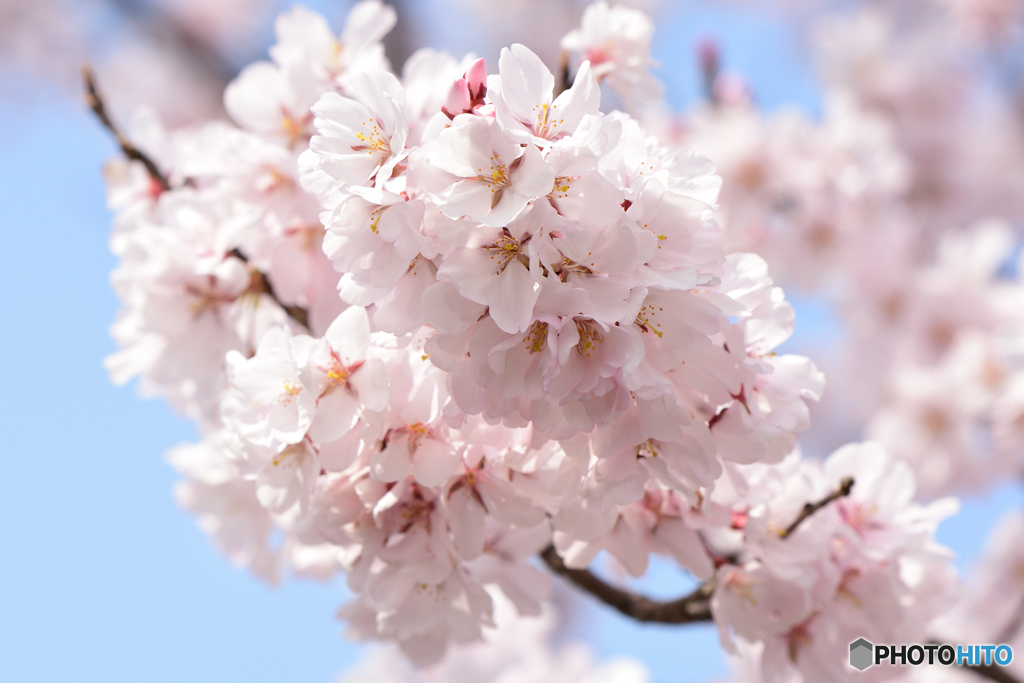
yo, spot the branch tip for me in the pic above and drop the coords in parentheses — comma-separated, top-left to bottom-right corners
(780, 476, 854, 539)
(82, 63, 171, 191)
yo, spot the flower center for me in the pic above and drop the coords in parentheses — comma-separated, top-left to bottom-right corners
(522, 321, 549, 353)
(279, 381, 303, 405)
(483, 232, 525, 273)
(531, 102, 564, 139)
(324, 357, 350, 389)
(353, 119, 391, 157)
(635, 303, 665, 338)
(575, 318, 603, 357)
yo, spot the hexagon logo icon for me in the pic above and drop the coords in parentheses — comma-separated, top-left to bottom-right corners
(850, 638, 874, 671)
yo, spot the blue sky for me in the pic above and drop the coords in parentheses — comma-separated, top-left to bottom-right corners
(0, 3, 1018, 682)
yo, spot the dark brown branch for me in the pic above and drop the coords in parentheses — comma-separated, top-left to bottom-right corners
(779, 476, 854, 539)
(539, 545, 714, 623)
(539, 486, 1022, 683)
(964, 661, 1021, 683)
(82, 64, 171, 192)
(539, 478, 856, 624)
(924, 641, 1023, 683)
(229, 248, 310, 330)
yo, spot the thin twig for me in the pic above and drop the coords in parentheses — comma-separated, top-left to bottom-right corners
(554, 51, 572, 97)
(964, 661, 1021, 683)
(539, 545, 714, 624)
(779, 476, 855, 539)
(82, 64, 171, 191)
(229, 248, 310, 330)
(925, 642, 1023, 683)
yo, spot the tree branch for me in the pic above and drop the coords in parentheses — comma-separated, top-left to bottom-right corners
(85, 69, 309, 333)
(779, 476, 854, 539)
(964, 662, 1021, 683)
(83, 64, 171, 191)
(539, 478, 856, 624)
(229, 248, 310, 330)
(539, 545, 714, 623)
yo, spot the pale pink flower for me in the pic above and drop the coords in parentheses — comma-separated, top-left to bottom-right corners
(309, 69, 410, 188)
(490, 43, 600, 147)
(424, 114, 555, 227)
(560, 1, 663, 104)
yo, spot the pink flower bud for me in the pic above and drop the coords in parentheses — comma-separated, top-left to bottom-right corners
(465, 58, 488, 102)
(442, 77, 472, 120)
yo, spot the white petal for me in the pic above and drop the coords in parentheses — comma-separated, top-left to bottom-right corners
(324, 306, 371, 360)
(349, 358, 391, 412)
(421, 282, 488, 336)
(447, 485, 486, 560)
(307, 388, 360, 443)
(411, 438, 458, 487)
(371, 433, 412, 482)
(486, 261, 541, 334)
(510, 143, 555, 199)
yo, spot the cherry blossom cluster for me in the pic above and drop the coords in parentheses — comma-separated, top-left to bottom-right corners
(709, 442, 958, 682)
(97, 0, 970, 676)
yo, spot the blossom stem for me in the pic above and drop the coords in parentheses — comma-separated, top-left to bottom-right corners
(227, 248, 310, 330)
(539, 545, 715, 623)
(82, 65, 172, 192)
(779, 476, 855, 539)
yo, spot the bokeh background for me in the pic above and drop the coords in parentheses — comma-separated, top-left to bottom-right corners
(2, 1, 1020, 681)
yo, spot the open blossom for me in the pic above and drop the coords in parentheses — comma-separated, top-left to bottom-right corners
(423, 114, 555, 227)
(708, 443, 957, 683)
(560, 0, 663, 104)
(223, 2, 396, 145)
(222, 306, 389, 450)
(490, 43, 601, 146)
(309, 69, 409, 188)
(271, 1, 396, 80)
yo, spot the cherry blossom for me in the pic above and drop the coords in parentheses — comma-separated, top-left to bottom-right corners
(560, 1, 663, 105)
